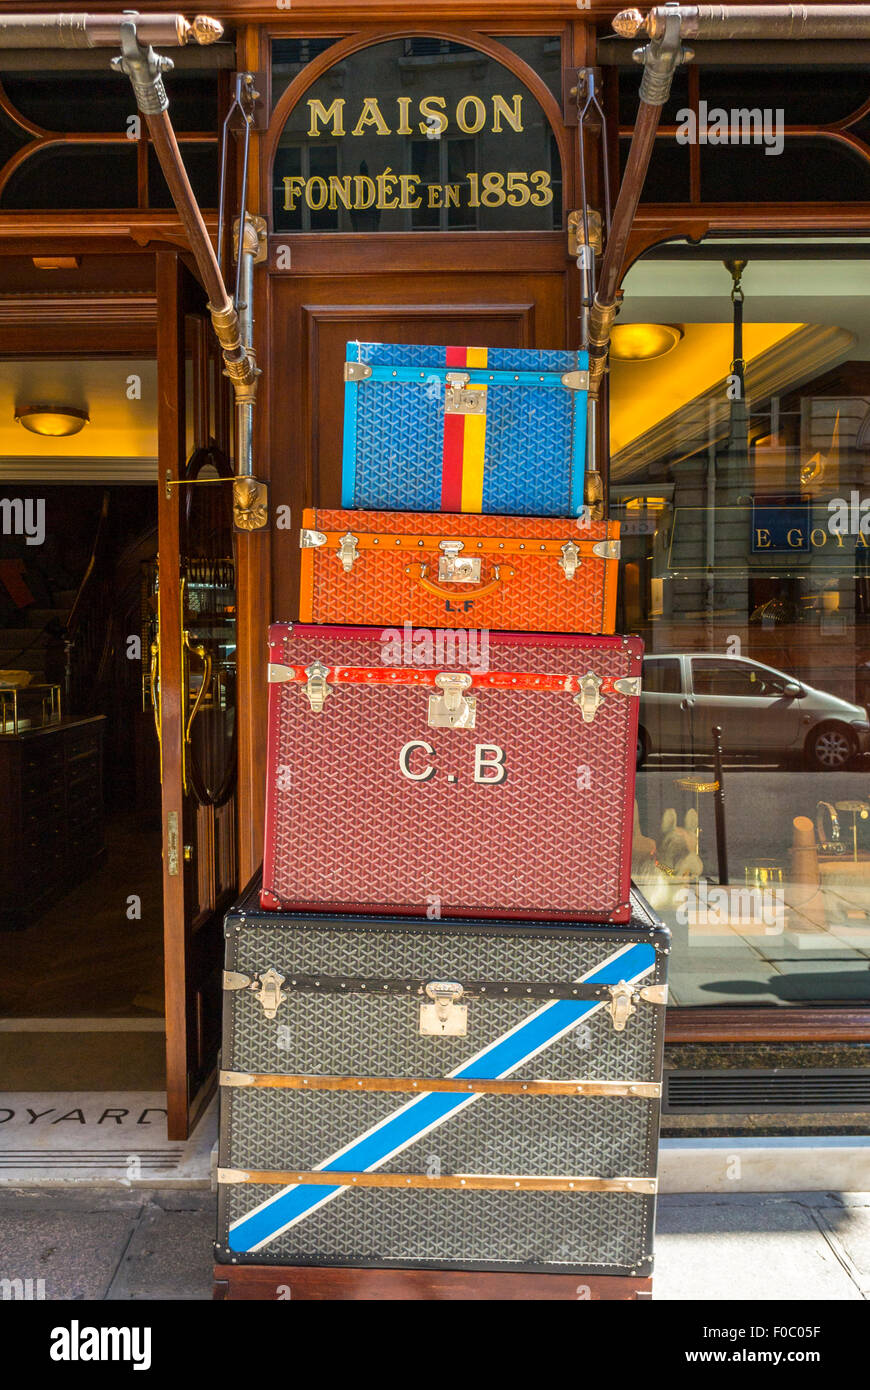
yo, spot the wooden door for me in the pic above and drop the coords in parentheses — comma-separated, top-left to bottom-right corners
(155, 250, 237, 1140)
(269, 266, 574, 617)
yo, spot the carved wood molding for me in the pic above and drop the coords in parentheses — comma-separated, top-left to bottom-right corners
(266, 230, 569, 275)
(625, 204, 870, 278)
(0, 293, 157, 326)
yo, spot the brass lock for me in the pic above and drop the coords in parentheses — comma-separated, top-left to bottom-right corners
(438, 540, 482, 584)
(419, 981, 467, 1036)
(427, 672, 476, 730)
(444, 371, 486, 415)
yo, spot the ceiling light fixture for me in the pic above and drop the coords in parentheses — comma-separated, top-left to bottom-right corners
(610, 323, 684, 361)
(14, 405, 89, 438)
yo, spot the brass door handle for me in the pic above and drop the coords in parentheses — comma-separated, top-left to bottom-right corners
(184, 633, 212, 745)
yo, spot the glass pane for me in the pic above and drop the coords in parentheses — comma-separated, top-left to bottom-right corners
(612, 244, 870, 1009)
(271, 38, 349, 110)
(271, 38, 562, 233)
(1, 143, 138, 209)
(1, 70, 218, 135)
(621, 136, 692, 204)
(487, 36, 564, 101)
(700, 66, 870, 128)
(700, 136, 870, 202)
(148, 142, 218, 210)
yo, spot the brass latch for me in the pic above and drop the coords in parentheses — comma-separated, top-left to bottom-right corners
(303, 660, 331, 713)
(438, 540, 482, 584)
(337, 532, 359, 573)
(223, 968, 287, 1021)
(559, 539, 581, 580)
(444, 371, 487, 416)
(428, 672, 476, 730)
(252, 968, 287, 1020)
(344, 361, 372, 382)
(419, 980, 467, 1036)
(574, 672, 603, 724)
(607, 981, 668, 1032)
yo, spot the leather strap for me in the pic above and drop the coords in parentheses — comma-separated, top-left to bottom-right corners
(270, 664, 637, 697)
(304, 531, 613, 557)
(220, 1072, 661, 1098)
(217, 1169, 657, 1194)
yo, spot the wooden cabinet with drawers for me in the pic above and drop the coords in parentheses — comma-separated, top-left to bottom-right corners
(0, 716, 106, 929)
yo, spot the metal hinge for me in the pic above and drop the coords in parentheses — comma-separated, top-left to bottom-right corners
(574, 672, 603, 724)
(300, 528, 327, 548)
(419, 980, 467, 1036)
(337, 532, 359, 573)
(559, 539, 581, 580)
(614, 676, 642, 697)
(223, 968, 288, 1020)
(427, 672, 476, 729)
(592, 538, 621, 560)
(444, 371, 487, 415)
(438, 540, 482, 583)
(302, 660, 331, 713)
(344, 361, 372, 382)
(267, 663, 293, 684)
(560, 369, 590, 391)
(607, 981, 668, 1032)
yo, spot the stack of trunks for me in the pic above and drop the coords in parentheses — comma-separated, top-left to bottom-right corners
(215, 342, 669, 1287)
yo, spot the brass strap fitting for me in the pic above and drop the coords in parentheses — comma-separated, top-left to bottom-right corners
(207, 298, 243, 355)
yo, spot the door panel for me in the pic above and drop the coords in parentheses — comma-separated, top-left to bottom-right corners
(269, 269, 570, 617)
(155, 251, 237, 1140)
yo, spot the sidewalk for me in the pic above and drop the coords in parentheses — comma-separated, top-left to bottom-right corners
(0, 1189, 867, 1300)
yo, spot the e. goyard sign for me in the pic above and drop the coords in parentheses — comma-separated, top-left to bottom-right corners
(271, 36, 563, 233)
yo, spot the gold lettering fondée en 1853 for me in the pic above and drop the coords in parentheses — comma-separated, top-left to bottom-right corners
(282, 169, 553, 213)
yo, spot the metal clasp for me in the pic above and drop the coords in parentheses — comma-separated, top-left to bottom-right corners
(344, 361, 372, 382)
(574, 672, 603, 724)
(444, 371, 487, 415)
(427, 672, 476, 729)
(252, 968, 287, 1021)
(419, 980, 467, 1036)
(607, 981, 637, 1033)
(337, 532, 359, 573)
(303, 660, 331, 713)
(438, 540, 482, 584)
(592, 538, 621, 560)
(300, 529, 327, 549)
(559, 539, 581, 580)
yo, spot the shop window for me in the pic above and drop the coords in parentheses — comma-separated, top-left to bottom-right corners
(612, 239, 870, 1010)
(271, 37, 563, 234)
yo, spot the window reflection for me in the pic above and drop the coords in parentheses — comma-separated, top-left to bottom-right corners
(615, 244, 870, 1009)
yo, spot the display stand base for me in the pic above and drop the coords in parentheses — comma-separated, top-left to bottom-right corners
(213, 1264, 652, 1300)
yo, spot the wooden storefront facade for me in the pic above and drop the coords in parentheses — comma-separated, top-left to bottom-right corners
(3, 0, 869, 1138)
